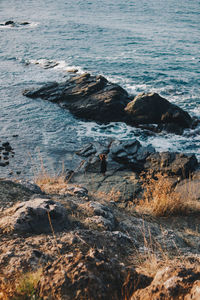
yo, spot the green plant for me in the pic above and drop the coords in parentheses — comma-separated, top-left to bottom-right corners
(11, 269, 42, 300)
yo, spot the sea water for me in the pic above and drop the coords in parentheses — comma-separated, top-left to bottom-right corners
(0, 0, 199, 177)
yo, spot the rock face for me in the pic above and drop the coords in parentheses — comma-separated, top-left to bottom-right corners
(0, 198, 69, 234)
(144, 152, 198, 177)
(125, 92, 192, 129)
(23, 73, 194, 133)
(38, 248, 151, 300)
(68, 140, 199, 202)
(24, 73, 130, 123)
(76, 139, 156, 174)
(132, 265, 200, 300)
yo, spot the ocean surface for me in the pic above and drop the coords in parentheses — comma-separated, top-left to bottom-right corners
(0, 0, 200, 178)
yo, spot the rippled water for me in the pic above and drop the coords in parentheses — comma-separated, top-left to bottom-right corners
(0, 0, 200, 178)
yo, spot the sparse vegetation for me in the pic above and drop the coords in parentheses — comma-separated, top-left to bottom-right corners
(135, 172, 200, 217)
(0, 269, 42, 300)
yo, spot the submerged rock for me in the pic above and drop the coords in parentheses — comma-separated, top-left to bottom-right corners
(1, 20, 30, 27)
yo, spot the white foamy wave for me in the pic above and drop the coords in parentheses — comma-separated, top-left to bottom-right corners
(76, 121, 136, 141)
(27, 58, 84, 74)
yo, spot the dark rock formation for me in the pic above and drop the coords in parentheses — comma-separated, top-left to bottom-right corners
(24, 73, 130, 123)
(23, 73, 195, 133)
(0, 141, 14, 167)
(1, 21, 30, 27)
(125, 92, 192, 129)
(76, 139, 156, 174)
(144, 152, 198, 177)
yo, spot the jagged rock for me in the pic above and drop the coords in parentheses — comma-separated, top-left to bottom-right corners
(109, 139, 155, 170)
(144, 152, 198, 178)
(0, 198, 69, 234)
(17, 180, 43, 194)
(131, 265, 200, 300)
(125, 92, 192, 129)
(82, 202, 116, 230)
(23, 74, 194, 133)
(60, 185, 88, 198)
(38, 248, 151, 300)
(0, 179, 36, 210)
(23, 73, 130, 123)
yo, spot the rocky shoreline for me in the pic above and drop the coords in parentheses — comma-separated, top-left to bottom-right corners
(0, 136, 200, 299)
(0, 73, 200, 299)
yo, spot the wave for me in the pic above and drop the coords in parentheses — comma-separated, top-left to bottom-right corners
(24, 58, 84, 74)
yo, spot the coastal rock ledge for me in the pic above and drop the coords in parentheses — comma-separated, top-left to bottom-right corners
(23, 73, 195, 134)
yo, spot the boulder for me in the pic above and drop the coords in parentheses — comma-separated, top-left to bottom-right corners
(125, 92, 192, 129)
(23, 74, 194, 133)
(76, 139, 155, 174)
(24, 73, 130, 123)
(144, 152, 198, 178)
(0, 198, 69, 234)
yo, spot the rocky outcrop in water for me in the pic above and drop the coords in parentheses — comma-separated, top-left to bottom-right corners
(23, 73, 195, 134)
(0, 20, 30, 27)
(24, 73, 130, 123)
(0, 141, 14, 167)
(125, 92, 192, 131)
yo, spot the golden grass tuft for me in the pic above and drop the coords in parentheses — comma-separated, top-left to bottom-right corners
(135, 172, 200, 217)
(35, 172, 67, 194)
(0, 269, 42, 300)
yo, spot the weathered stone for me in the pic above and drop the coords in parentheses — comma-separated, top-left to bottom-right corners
(131, 266, 200, 300)
(144, 152, 198, 178)
(24, 73, 130, 123)
(125, 92, 192, 128)
(38, 248, 150, 300)
(82, 202, 115, 230)
(0, 198, 69, 234)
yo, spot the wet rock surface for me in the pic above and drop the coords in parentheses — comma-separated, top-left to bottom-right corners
(0, 141, 14, 167)
(23, 73, 196, 133)
(125, 92, 192, 129)
(24, 73, 130, 123)
(0, 20, 30, 26)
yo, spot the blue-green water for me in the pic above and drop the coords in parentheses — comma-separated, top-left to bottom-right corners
(0, 0, 199, 177)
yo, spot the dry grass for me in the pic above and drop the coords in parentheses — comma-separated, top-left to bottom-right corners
(135, 172, 200, 217)
(35, 172, 67, 194)
(0, 269, 42, 300)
